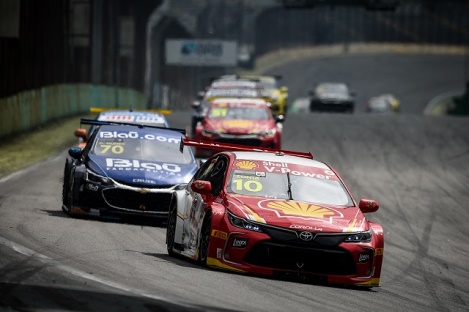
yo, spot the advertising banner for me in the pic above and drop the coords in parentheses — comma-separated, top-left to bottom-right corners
(165, 39, 237, 66)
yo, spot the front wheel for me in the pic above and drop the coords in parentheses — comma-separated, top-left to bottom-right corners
(197, 213, 211, 266)
(62, 159, 71, 213)
(166, 198, 177, 257)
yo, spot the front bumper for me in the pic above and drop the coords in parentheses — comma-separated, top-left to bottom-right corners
(206, 213, 382, 287)
(71, 178, 177, 218)
(310, 100, 354, 113)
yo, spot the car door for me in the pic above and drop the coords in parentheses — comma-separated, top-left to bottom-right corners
(183, 155, 228, 256)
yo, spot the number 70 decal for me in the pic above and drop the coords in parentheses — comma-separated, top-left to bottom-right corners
(100, 145, 124, 154)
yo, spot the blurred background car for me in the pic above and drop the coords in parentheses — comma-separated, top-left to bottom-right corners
(309, 82, 355, 113)
(190, 77, 270, 138)
(194, 98, 283, 157)
(238, 74, 289, 118)
(366, 94, 400, 114)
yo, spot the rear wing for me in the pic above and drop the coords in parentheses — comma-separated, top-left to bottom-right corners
(180, 138, 313, 159)
(89, 107, 172, 115)
(80, 118, 186, 134)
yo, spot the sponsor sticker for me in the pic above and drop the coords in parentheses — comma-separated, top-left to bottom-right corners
(105, 159, 181, 173)
(231, 160, 338, 181)
(358, 253, 370, 263)
(99, 131, 180, 144)
(232, 238, 249, 248)
(234, 160, 258, 171)
(86, 183, 99, 192)
(211, 230, 228, 240)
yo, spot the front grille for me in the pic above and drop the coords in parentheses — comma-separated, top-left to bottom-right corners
(103, 188, 172, 213)
(262, 226, 347, 247)
(244, 241, 356, 276)
(215, 138, 263, 146)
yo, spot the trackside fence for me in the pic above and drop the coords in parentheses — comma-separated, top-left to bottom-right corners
(0, 84, 147, 140)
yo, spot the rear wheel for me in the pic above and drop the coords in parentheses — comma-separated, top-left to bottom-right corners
(197, 213, 211, 266)
(166, 198, 177, 256)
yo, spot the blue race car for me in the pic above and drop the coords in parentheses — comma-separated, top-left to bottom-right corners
(62, 119, 198, 219)
(75, 108, 171, 148)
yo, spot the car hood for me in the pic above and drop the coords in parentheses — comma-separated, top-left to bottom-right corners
(226, 194, 367, 233)
(205, 119, 275, 134)
(86, 154, 197, 187)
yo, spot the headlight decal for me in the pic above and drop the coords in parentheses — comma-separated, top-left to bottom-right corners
(344, 230, 372, 243)
(228, 211, 263, 232)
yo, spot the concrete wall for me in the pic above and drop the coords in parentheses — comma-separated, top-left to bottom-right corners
(0, 84, 146, 140)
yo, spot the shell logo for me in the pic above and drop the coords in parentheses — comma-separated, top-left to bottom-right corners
(234, 160, 258, 170)
(222, 120, 254, 128)
(260, 200, 341, 219)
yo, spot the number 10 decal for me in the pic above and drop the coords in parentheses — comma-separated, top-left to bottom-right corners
(232, 179, 263, 192)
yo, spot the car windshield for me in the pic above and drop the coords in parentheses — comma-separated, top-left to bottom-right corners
(369, 99, 392, 112)
(227, 169, 353, 206)
(208, 106, 270, 120)
(256, 81, 277, 90)
(316, 84, 348, 96)
(92, 134, 194, 164)
(205, 88, 260, 98)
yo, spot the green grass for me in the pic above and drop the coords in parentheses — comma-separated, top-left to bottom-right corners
(0, 114, 93, 178)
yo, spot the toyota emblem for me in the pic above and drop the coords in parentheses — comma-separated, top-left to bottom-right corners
(298, 231, 314, 241)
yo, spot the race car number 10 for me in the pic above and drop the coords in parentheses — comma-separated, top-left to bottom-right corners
(232, 179, 263, 192)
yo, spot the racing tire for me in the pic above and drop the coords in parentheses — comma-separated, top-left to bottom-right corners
(166, 198, 177, 257)
(61, 159, 71, 214)
(197, 213, 212, 266)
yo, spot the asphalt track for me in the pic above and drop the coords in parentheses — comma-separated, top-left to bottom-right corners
(1, 54, 469, 311)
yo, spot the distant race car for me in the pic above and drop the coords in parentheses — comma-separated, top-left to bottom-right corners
(166, 140, 384, 287)
(366, 94, 400, 114)
(75, 108, 171, 148)
(238, 74, 289, 118)
(194, 98, 283, 157)
(365, 96, 398, 114)
(190, 78, 277, 137)
(62, 119, 198, 219)
(309, 82, 355, 113)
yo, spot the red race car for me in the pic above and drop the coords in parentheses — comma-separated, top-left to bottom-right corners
(194, 98, 283, 157)
(167, 140, 384, 288)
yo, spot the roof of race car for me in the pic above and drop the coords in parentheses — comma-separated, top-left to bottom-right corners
(97, 110, 168, 125)
(210, 98, 270, 107)
(232, 151, 327, 169)
(95, 124, 182, 139)
(210, 79, 259, 89)
(205, 88, 262, 99)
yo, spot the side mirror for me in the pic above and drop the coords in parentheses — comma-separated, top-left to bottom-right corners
(358, 199, 379, 213)
(308, 90, 315, 97)
(74, 128, 87, 140)
(280, 86, 288, 93)
(191, 180, 212, 196)
(68, 147, 83, 159)
(275, 115, 285, 123)
(192, 100, 201, 109)
(196, 91, 205, 100)
(350, 90, 356, 97)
